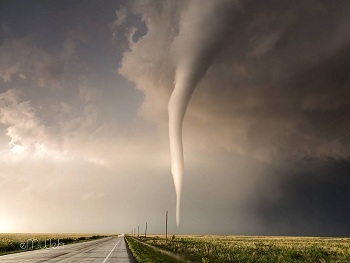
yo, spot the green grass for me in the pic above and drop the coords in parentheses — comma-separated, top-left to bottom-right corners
(125, 236, 183, 263)
(137, 235, 350, 263)
(0, 233, 110, 255)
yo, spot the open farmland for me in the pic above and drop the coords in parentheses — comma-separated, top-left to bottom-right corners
(126, 235, 350, 263)
(0, 233, 109, 255)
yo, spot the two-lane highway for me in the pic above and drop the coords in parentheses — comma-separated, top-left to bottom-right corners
(0, 235, 135, 262)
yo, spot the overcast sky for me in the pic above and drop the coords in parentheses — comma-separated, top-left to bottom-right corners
(1, 0, 350, 236)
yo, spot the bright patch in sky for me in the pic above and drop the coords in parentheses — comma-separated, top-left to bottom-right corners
(10, 144, 25, 154)
(0, 216, 12, 233)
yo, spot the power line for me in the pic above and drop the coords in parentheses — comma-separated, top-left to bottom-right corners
(285, 109, 350, 165)
(288, 128, 350, 165)
(309, 110, 350, 138)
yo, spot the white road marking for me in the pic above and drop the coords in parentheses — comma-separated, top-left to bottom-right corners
(102, 237, 122, 263)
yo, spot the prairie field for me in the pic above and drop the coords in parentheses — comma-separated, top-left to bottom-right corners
(127, 235, 350, 263)
(0, 233, 108, 255)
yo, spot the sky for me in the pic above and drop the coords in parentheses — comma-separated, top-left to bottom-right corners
(0, 0, 350, 236)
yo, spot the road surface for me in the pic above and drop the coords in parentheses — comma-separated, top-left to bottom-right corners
(0, 235, 135, 263)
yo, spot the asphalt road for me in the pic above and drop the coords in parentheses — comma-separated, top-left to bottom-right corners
(0, 235, 136, 263)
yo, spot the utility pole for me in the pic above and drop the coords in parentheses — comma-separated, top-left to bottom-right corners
(138, 225, 139, 238)
(145, 222, 147, 238)
(166, 211, 168, 242)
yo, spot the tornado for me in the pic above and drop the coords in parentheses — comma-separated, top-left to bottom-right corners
(168, 0, 237, 226)
(169, 60, 199, 226)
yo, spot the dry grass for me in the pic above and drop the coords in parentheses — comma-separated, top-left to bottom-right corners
(0, 233, 110, 255)
(137, 235, 350, 263)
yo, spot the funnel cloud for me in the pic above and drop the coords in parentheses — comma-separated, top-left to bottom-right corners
(168, 0, 238, 226)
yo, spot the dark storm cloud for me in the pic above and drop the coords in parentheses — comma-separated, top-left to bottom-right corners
(120, 0, 350, 162)
(118, 0, 350, 235)
(251, 158, 350, 236)
(183, 0, 350, 161)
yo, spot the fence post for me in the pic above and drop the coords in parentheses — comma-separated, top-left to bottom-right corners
(166, 211, 168, 242)
(145, 222, 147, 238)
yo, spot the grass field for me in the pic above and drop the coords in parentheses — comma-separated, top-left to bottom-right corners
(0, 233, 109, 255)
(126, 236, 181, 263)
(127, 235, 350, 263)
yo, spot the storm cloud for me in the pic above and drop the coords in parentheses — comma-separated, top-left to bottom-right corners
(1, 0, 350, 235)
(118, 0, 350, 234)
(251, 158, 350, 236)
